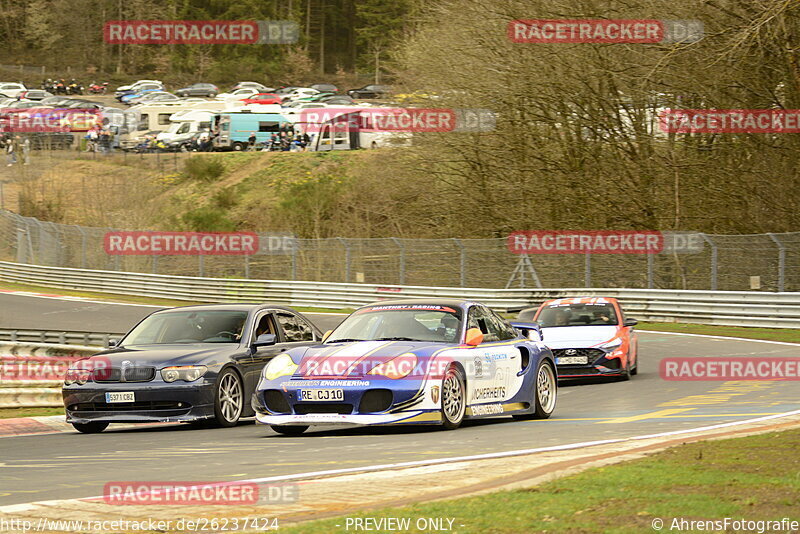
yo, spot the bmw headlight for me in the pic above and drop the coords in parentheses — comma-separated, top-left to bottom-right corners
(599, 338, 623, 350)
(64, 368, 91, 385)
(263, 354, 298, 381)
(161, 365, 207, 383)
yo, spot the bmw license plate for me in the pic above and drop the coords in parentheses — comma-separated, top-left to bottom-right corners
(299, 389, 344, 402)
(557, 356, 588, 365)
(105, 391, 135, 403)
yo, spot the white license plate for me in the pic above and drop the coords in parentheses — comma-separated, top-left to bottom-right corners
(105, 391, 135, 403)
(299, 389, 344, 402)
(557, 356, 588, 365)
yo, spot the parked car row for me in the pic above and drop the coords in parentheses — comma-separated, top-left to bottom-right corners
(62, 296, 638, 434)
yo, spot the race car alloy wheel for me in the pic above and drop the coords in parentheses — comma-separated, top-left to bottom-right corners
(214, 369, 243, 427)
(534, 360, 557, 418)
(441, 365, 466, 430)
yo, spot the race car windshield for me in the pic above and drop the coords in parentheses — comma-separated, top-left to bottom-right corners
(122, 310, 248, 345)
(537, 303, 619, 327)
(327, 305, 463, 343)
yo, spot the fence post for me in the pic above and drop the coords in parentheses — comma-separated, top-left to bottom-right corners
(584, 253, 592, 287)
(701, 234, 717, 290)
(198, 254, 205, 277)
(244, 254, 250, 279)
(337, 237, 351, 282)
(453, 238, 466, 287)
(391, 238, 406, 285)
(647, 253, 654, 289)
(291, 247, 297, 280)
(74, 225, 87, 269)
(152, 255, 158, 274)
(768, 233, 786, 292)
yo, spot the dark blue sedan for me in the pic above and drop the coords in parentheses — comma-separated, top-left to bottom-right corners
(62, 304, 322, 433)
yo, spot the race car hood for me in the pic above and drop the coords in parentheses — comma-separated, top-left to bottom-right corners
(540, 325, 619, 349)
(291, 340, 446, 379)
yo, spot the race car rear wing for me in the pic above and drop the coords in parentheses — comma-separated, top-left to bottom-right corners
(510, 321, 543, 342)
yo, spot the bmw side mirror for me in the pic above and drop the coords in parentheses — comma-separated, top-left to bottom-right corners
(624, 318, 638, 327)
(253, 333, 277, 348)
(108, 339, 118, 348)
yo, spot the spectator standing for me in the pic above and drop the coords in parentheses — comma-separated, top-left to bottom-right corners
(6, 136, 19, 166)
(99, 130, 111, 154)
(248, 132, 257, 151)
(21, 137, 31, 165)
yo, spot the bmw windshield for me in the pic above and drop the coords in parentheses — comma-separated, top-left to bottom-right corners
(122, 310, 248, 345)
(327, 304, 463, 343)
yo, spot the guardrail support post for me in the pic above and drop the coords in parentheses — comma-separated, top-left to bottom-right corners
(244, 254, 250, 279)
(701, 234, 718, 290)
(453, 238, 466, 287)
(768, 233, 786, 292)
(198, 254, 205, 277)
(392, 238, 406, 285)
(584, 253, 592, 287)
(152, 255, 158, 274)
(647, 253, 654, 289)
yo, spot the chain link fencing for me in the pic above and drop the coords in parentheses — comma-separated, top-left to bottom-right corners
(0, 209, 797, 291)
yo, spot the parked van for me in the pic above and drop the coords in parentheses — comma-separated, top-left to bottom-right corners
(157, 110, 213, 146)
(212, 110, 290, 151)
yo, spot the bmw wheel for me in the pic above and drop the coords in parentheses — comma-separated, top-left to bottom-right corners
(72, 421, 109, 434)
(213, 369, 243, 427)
(440, 365, 466, 430)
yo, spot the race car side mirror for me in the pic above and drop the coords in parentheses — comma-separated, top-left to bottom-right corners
(624, 318, 638, 327)
(322, 330, 333, 342)
(465, 328, 484, 346)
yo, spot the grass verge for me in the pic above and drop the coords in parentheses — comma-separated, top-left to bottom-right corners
(282, 428, 800, 533)
(0, 407, 64, 419)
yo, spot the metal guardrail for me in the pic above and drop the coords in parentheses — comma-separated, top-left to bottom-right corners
(1, 260, 799, 328)
(0, 330, 119, 346)
(0, 341, 100, 407)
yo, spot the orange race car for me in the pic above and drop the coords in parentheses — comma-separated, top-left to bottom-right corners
(519, 297, 639, 380)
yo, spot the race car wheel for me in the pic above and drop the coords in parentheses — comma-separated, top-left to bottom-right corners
(440, 365, 466, 430)
(619, 358, 632, 381)
(630, 351, 639, 376)
(72, 422, 109, 434)
(213, 369, 243, 427)
(271, 425, 309, 436)
(515, 359, 557, 420)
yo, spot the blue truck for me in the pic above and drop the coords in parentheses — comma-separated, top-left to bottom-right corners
(211, 109, 290, 151)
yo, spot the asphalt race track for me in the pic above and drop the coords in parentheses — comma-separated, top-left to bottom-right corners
(2, 293, 800, 507)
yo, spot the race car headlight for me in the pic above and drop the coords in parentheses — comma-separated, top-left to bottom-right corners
(161, 365, 207, 383)
(599, 338, 623, 350)
(263, 354, 298, 381)
(367, 353, 418, 380)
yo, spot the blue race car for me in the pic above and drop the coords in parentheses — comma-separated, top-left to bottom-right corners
(252, 299, 557, 435)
